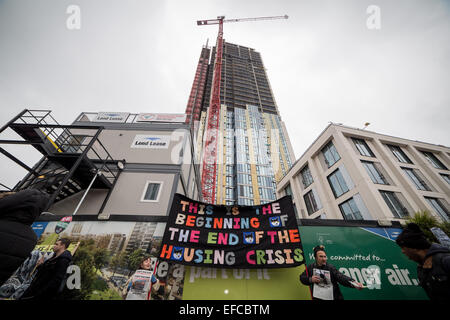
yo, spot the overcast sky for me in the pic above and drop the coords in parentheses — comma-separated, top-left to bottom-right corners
(1, 0, 449, 189)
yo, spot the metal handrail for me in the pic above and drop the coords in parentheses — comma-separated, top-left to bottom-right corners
(9, 109, 120, 183)
(16, 163, 69, 189)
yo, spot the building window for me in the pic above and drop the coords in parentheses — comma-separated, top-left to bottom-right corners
(300, 165, 313, 188)
(141, 181, 162, 202)
(362, 161, 389, 185)
(284, 184, 293, 196)
(402, 168, 431, 191)
(380, 191, 409, 218)
(421, 151, 448, 170)
(327, 169, 349, 198)
(339, 198, 363, 220)
(352, 138, 375, 157)
(440, 174, 450, 185)
(321, 141, 341, 168)
(425, 197, 449, 222)
(239, 185, 253, 198)
(225, 187, 234, 198)
(304, 190, 319, 215)
(387, 145, 413, 164)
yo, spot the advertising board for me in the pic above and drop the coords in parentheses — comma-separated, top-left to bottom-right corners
(299, 226, 428, 300)
(137, 113, 187, 123)
(0, 221, 428, 300)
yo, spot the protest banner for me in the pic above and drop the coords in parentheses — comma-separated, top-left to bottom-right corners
(158, 194, 304, 269)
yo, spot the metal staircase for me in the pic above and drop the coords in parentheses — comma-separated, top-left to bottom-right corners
(0, 109, 122, 211)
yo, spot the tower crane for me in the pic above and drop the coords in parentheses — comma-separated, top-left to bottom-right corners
(197, 15, 288, 204)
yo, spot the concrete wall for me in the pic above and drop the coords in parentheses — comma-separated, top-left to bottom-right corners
(102, 172, 177, 216)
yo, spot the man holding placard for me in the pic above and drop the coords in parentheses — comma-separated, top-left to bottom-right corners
(300, 245, 364, 300)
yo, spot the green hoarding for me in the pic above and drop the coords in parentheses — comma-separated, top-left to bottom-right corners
(5, 221, 428, 300)
(182, 225, 428, 300)
(299, 226, 428, 300)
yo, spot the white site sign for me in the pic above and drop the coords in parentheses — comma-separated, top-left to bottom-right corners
(94, 112, 129, 123)
(137, 113, 186, 123)
(131, 135, 170, 149)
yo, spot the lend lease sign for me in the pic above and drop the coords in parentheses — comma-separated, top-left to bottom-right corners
(131, 135, 170, 149)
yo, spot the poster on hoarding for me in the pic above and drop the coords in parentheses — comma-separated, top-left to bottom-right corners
(55, 216, 72, 234)
(158, 194, 304, 269)
(299, 226, 429, 300)
(0, 221, 429, 300)
(0, 221, 184, 301)
(181, 225, 429, 300)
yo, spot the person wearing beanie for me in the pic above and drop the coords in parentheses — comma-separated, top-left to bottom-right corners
(396, 223, 450, 301)
(299, 245, 364, 300)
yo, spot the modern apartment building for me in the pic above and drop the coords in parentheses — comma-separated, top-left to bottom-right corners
(203, 41, 280, 115)
(186, 41, 295, 206)
(277, 123, 450, 223)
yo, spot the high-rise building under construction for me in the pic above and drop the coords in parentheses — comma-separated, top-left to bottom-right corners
(186, 41, 295, 206)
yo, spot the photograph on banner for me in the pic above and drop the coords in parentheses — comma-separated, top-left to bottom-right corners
(0, 221, 185, 300)
(299, 226, 429, 300)
(158, 193, 305, 269)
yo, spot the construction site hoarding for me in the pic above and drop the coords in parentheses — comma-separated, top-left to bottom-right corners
(299, 225, 428, 300)
(0, 220, 428, 300)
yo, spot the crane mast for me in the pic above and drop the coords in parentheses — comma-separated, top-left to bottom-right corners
(199, 17, 224, 204)
(197, 15, 288, 204)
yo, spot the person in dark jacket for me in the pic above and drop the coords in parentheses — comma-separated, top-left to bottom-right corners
(0, 189, 49, 286)
(300, 245, 364, 300)
(20, 238, 73, 300)
(396, 223, 450, 301)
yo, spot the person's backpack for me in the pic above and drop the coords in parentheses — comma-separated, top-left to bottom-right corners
(421, 252, 450, 301)
(431, 253, 450, 283)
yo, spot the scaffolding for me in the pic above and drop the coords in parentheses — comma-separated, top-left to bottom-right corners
(0, 109, 123, 213)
